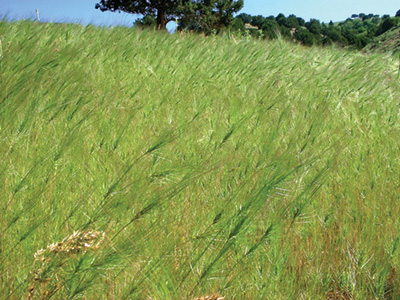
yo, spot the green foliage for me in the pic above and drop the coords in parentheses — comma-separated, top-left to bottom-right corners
(294, 27, 315, 46)
(261, 19, 279, 39)
(278, 25, 292, 39)
(322, 25, 347, 45)
(305, 18, 322, 35)
(376, 17, 400, 36)
(250, 15, 265, 28)
(1, 20, 400, 299)
(235, 12, 252, 24)
(364, 22, 400, 54)
(228, 17, 245, 32)
(96, 0, 243, 31)
(286, 14, 300, 28)
(231, 11, 398, 52)
(341, 28, 369, 49)
(178, 0, 243, 34)
(134, 15, 157, 28)
(275, 13, 286, 26)
(95, 0, 182, 30)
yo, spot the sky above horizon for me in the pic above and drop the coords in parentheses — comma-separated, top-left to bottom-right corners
(1, 0, 399, 29)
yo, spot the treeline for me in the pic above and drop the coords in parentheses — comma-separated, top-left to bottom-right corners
(229, 10, 400, 49)
(130, 4, 400, 50)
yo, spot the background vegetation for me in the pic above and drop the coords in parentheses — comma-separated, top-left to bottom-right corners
(130, 4, 400, 52)
(95, 1, 399, 52)
(231, 11, 400, 50)
(1, 19, 400, 299)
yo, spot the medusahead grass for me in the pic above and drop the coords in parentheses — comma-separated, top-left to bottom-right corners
(1, 19, 400, 299)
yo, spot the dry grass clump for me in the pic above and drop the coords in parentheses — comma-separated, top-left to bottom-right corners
(34, 230, 105, 260)
(27, 230, 105, 300)
(193, 293, 225, 300)
(384, 266, 397, 300)
(326, 288, 353, 300)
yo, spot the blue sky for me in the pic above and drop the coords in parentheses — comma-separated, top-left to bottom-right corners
(1, 0, 399, 28)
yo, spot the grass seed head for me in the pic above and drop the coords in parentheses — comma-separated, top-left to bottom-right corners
(34, 230, 105, 260)
(28, 230, 105, 299)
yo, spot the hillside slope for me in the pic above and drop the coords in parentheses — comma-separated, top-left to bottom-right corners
(1, 20, 400, 299)
(364, 25, 400, 54)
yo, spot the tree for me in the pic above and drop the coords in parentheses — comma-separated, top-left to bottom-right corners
(376, 17, 399, 36)
(275, 13, 286, 26)
(250, 15, 265, 28)
(236, 13, 252, 24)
(322, 25, 347, 45)
(286, 14, 300, 28)
(179, 0, 243, 34)
(260, 19, 278, 39)
(363, 20, 379, 37)
(371, 16, 380, 25)
(279, 25, 292, 39)
(95, 0, 183, 30)
(134, 15, 156, 28)
(229, 17, 246, 32)
(305, 18, 321, 34)
(297, 17, 305, 27)
(294, 28, 315, 46)
(341, 28, 367, 48)
(95, 0, 243, 31)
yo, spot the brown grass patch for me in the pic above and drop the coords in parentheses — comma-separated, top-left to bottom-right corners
(326, 288, 353, 300)
(193, 293, 225, 300)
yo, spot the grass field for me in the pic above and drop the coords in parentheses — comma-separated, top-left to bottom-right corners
(1, 20, 400, 299)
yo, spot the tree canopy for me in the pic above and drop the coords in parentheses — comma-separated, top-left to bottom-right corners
(95, 0, 182, 30)
(178, 0, 243, 34)
(95, 0, 243, 31)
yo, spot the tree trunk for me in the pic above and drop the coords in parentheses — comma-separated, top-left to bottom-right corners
(156, 9, 167, 30)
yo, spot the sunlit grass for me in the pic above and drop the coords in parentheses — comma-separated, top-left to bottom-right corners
(1, 19, 400, 299)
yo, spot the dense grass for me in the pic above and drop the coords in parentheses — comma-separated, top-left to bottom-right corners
(1, 20, 400, 299)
